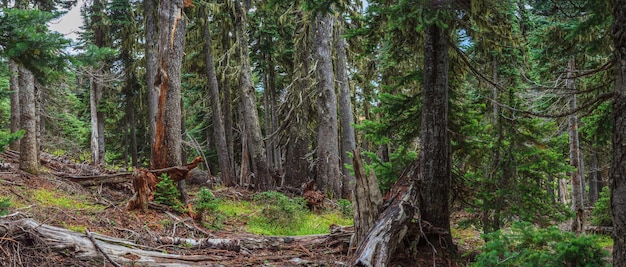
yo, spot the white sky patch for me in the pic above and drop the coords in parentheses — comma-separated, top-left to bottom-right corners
(48, 3, 83, 41)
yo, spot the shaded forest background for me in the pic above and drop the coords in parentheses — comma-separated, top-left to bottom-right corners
(2, 0, 626, 265)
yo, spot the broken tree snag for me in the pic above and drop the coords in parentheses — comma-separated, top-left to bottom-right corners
(351, 160, 421, 267)
(302, 180, 325, 211)
(352, 148, 383, 248)
(128, 158, 203, 212)
(127, 169, 157, 211)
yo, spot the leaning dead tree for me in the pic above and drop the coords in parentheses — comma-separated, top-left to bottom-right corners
(351, 161, 421, 266)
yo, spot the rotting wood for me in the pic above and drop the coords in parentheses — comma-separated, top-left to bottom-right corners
(351, 160, 422, 267)
(352, 148, 383, 249)
(85, 228, 122, 267)
(0, 218, 352, 266)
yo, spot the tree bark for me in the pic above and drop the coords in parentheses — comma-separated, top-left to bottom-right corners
(283, 13, 313, 189)
(18, 66, 38, 174)
(611, 1, 626, 264)
(145, 0, 159, 159)
(352, 148, 383, 247)
(233, 0, 272, 190)
(352, 161, 421, 267)
(567, 59, 585, 233)
(418, 21, 454, 251)
(335, 19, 357, 199)
(313, 10, 341, 198)
(589, 144, 600, 205)
(9, 59, 20, 151)
(203, 7, 234, 187)
(89, 74, 103, 165)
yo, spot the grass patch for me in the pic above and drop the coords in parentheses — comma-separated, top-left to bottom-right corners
(32, 188, 105, 212)
(596, 234, 614, 247)
(199, 191, 353, 236)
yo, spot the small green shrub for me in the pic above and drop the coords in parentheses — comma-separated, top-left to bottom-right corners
(592, 186, 612, 226)
(194, 187, 221, 222)
(337, 199, 353, 217)
(474, 221, 609, 267)
(154, 174, 185, 212)
(0, 130, 24, 153)
(0, 197, 11, 216)
(250, 191, 307, 234)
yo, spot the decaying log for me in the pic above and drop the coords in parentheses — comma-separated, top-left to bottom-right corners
(0, 218, 352, 266)
(61, 172, 133, 186)
(351, 160, 422, 267)
(0, 218, 224, 266)
(352, 148, 383, 247)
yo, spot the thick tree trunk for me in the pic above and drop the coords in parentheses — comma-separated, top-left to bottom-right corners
(335, 20, 356, 199)
(567, 59, 585, 233)
(234, 0, 272, 190)
(153, 0, 187, 207)
(611, 1, 626, 264)
(283, 14, 313, 189)
(145, 0, 159, 158)
(313, 11, 341, 198)
(418, 22, 454, 251)
(9, 59, 20, 151)
(18, 67, 38, 174)
(203, 9, 234, 187)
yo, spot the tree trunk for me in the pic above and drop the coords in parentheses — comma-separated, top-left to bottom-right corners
(335, 19, 356, 199)
(89, 74, 103, 165)
(153, 0, 186, 205)
(283, 13, 313, 189)
(203, 8, 234, 187)
(418, 21, 454, 251)
(233, 0, 272, 190)
(313, 11, 341, 198)
(611, 1, 626, 264)
(352, 148, 383, 247)
(9, 59, 20, 151)
(589, 144, 600, 205)
(567, 59, 585, 233)
(18, 66, 38, 174)
(145, 0, 159, 160)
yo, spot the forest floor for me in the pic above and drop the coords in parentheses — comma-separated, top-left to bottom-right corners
(0, 151, 484, 266)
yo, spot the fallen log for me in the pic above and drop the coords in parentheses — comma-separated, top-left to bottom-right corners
(0, 218, 352, 266)
(351, 160, 422, 267)
(0, 218, 224, 266)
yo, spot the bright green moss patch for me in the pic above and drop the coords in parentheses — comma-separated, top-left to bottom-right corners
(33, 188, 105, 212)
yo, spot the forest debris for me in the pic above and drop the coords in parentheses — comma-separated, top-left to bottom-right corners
(352, 148, 383, 247)
(302, 180, 325, 211)
(351, 161, 422, 267)
(85, 228, 122, 267)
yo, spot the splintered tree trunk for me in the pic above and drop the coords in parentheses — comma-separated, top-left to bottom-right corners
(313, 11, 341, 198)
(352, 148, 383, 247)
(18, 67, 38, 174)
(153, 0, 187, 204)
(612, 1, 626, 264)
(89, 75, 103, 165)
(335, 19, 356, 199)
(352, 161, 421, 267)
(145, 0, 158, 155)
(203, 8, 234, 186)
(234, 0, 272, 190)
(9, 59, 20, 151)
(418, 21, 454, 251)
(567, 59, 585, 233)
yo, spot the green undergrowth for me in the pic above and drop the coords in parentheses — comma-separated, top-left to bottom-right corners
(32, 188, 105, 213)
(195, 190, 353, 236)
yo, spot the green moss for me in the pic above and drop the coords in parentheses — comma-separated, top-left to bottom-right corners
(33, 188, 104, 212)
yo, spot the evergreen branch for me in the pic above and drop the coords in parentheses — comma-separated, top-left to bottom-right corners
(451, 43, 614, 118)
